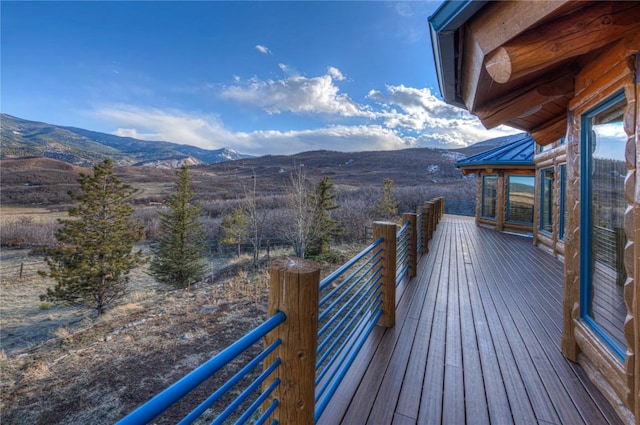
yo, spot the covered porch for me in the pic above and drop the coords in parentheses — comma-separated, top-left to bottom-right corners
(318, 215, 622, 424)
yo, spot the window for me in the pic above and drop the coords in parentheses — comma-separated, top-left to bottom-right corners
(539, 143, 552, 153)
(540, 169, 554, 233)
(559, 165, 566, 240)
(481, 175, 497, 219)
(506, 175, 534, 224)
(580, 92, 627, 360)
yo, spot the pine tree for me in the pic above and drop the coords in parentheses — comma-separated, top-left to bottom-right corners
(150, 164, 207, 288)
(219, 207, 249, 257)
(306, 176, 341, 257)
(374, 178, 399, 219)
(39, 159, 145, 316)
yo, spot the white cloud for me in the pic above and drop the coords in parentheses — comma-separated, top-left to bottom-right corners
(91, 104, 407, 156)
(93, 104, 239, 150)
(220, 68, 372, 118)
(327, 66, 345, 81)
(91, 81, 519, 157)
(367, 85, 520, 148)
(255, 44, 271, 55)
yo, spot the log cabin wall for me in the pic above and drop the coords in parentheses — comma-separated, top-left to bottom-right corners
(533, 141, 567, 259)
(474, 169, 535, 234)
(561, 40, 638, 423)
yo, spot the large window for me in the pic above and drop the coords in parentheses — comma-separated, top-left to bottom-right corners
(506, 176, 534, 224)
(481, 175, 497, 219)
(580, 92, 627, 360)
(540, 169, 554, 233)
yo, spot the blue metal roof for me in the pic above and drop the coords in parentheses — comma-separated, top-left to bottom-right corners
(455, 133, 535, 169)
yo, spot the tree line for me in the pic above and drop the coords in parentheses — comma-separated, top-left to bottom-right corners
(38, 159, 402, 316)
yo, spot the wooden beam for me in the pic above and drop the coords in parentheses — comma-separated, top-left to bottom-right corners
(461, 0, 573, 111)
(530, 116, 568, 146)
(475, 69, 575, 129)
(485, 2, 640, 84)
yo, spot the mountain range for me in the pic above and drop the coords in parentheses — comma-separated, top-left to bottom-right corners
(0, 114, 250, 168)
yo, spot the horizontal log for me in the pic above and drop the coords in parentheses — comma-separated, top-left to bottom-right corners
(476, 71, 574, 129)
(531, 117, 567, 147)
(485, 2, 640, 84)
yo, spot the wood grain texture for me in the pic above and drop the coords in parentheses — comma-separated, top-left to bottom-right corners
(264, 258, 320, 425)
(317, 216, 623, 425)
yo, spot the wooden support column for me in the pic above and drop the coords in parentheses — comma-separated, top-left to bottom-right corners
(373, 222, 397, 328)
(264, 258, 320, 425)
(633, 54, 640, 425)
(403, 213, 417, 278)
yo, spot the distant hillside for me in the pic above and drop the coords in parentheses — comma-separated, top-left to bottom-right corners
(0, 114, 250, 167)
(0, 146, 470, 205)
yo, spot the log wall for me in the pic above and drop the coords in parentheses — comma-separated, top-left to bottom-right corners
(559, 37, 638, 423)
(474, 169, 535, 234)
(533, 142, 567, 258)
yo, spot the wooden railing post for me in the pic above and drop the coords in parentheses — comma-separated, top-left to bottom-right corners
(403, 213, 417, 278)
(264, 258, 320, 425)
(373, 222, 397, 328)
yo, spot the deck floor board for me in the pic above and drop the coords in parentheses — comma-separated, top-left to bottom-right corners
(317, 215, 623, 425)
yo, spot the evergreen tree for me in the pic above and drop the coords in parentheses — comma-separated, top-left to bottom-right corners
(219, 207, 249, 257)
(374, 178, 399, 219)
(39, 159, 145, 316)
(150, 164, 207, 288)
(306, 176, 341, 257)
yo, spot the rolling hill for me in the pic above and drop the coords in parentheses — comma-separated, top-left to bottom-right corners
(0, 114, 250, 167)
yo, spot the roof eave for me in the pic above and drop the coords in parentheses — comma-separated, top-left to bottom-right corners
(428, 0, 488, 108)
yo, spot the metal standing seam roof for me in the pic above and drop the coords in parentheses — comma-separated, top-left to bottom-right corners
(455, 133, 535, 169)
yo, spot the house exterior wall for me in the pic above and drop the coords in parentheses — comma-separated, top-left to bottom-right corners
(560, 44, 638, 423)
(474, 169, 535, 234)
(533, 142, 567, 258)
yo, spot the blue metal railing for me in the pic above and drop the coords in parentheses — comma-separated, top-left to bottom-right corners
(396, 220, 410, 286)
(314, 237, 384, 420)
(117, 311, 286, 425)
(118, 199, 442, 424)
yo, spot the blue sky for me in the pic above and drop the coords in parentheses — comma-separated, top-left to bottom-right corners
(2, 1, 516, 156)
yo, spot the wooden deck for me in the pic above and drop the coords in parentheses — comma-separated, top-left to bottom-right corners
(318, 215, 622, 425)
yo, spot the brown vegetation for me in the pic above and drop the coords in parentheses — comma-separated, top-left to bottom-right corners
(0, 148, 475, 423)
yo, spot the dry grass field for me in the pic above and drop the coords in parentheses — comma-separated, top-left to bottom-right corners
(0, 241, 278, 424)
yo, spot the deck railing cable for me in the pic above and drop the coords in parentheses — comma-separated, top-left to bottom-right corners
(314, 237, 385, 420)
(396, 220, 410, 286)
(117, 311, 286, 425)
(118, 197, 443, 425)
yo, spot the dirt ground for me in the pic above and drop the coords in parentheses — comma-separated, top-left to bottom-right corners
(0, 246, 272, 424)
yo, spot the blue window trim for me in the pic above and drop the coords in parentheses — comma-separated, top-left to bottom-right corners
(481, 175, 497, 220)
(579, 90, 626, 362)
(559, 165, 566, 241)
(539, 168, 554, 235)
(505, 175, 534, 224)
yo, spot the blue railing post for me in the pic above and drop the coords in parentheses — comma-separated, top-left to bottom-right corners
(373, 222, 397, 328)
(263, 258, 320, 425)
(403, 213, 418, 278)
